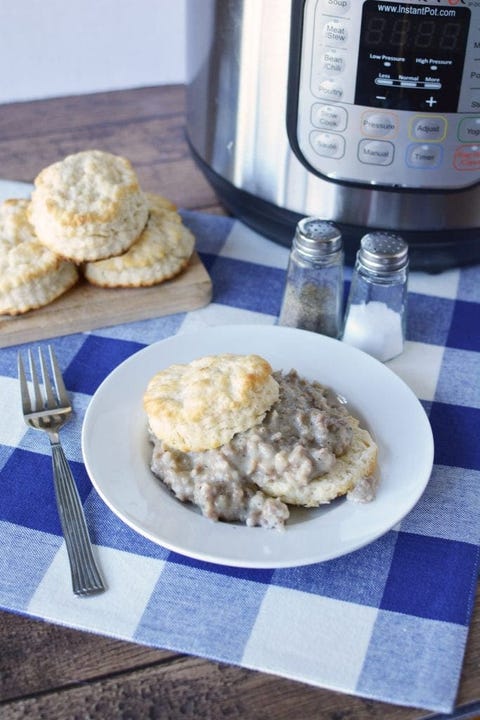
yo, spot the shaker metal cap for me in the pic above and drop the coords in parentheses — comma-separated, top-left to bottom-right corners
(359, 232, 408, 271)
(295, 217, 342, 257)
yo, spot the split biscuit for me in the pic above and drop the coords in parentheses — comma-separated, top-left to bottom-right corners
(29, 149, 149, 263)
(83, 193, 195, 287)
(144, 353, 280, 452)
(0, 198, 79, 315)
(254, 415, 378, 507)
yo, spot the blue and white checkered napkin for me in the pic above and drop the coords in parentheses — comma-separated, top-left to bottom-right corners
(0, 180, 479, 713)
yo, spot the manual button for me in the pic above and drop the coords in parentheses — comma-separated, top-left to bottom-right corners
(410, 115, 447, 142)
(358, 140, 394, 166)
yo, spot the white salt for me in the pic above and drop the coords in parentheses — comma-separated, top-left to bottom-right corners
(342, 301, 403, 362)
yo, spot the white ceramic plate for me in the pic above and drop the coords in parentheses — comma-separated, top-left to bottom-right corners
(82, 325, 434, 568)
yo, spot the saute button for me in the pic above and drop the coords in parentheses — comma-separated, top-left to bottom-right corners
(310, 131, 346, 159)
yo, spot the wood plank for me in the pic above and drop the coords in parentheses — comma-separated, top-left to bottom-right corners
(0, 648, 431, 720)
(0, 87, 219, 212)
(0, 252, 211, 348)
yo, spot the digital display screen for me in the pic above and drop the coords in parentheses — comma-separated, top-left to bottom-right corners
(355, 1, 471, 112)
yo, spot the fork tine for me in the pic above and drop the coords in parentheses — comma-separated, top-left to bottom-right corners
(17, 353, 32, 415)
(48, 346, 70, 407)
(28, 348, 44, 412)
(39, 347, 57, 409)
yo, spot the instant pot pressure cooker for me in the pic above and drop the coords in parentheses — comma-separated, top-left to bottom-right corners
(186, 0, 480, 270)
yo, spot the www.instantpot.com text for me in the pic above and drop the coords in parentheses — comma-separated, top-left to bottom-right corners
(376, 4, 458, 15)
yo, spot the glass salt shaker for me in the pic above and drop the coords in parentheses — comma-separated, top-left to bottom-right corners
(278, 217, 343, 338)
(342, 232, 409, 362)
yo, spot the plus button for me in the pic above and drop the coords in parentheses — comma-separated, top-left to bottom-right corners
(426, 96, 437, 108)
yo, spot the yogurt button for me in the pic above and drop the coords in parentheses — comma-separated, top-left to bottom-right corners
(458, 116, 480, 143)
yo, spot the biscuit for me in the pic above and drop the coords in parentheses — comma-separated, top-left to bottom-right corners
(144, 354, 280, 452)
(29, 149, 149, 263)
(83, 193, 194, 287)
(0, 198, 79, 315)
(254, 416, 378, 507)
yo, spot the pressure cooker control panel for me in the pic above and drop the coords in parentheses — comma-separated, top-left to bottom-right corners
(291, 0, 480, 189)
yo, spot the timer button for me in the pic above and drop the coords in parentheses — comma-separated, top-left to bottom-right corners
(406, 144, 443, 169)
(458, 117, 480, 143)
(322, 19, 348, 46)
(361, 112, 398, 139)
(310, 131, 346, 159)
(321, 0, 351, 15)
(358, 140, 394, 166)
(312, 104, 348, 132)
(410, 116, 447, 142)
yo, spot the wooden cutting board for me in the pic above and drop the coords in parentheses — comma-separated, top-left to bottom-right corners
(0, 252, 212, 348)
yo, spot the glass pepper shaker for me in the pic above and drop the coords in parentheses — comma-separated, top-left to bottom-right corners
(278, 217, 344, 338)
(342, 232, 409, 362)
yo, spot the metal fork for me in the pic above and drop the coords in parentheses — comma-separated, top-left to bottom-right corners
(18, 346, 106, 597)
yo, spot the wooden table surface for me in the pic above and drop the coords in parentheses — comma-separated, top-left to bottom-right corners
(0, 85, 478, 720)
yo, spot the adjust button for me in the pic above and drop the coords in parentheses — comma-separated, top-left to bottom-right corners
(310, 131, 346, 159)
(406, 143, 443, 169)
(312, 103, 348, 132)
(410, 115, 447, 142)
(358, 140, 394, 166)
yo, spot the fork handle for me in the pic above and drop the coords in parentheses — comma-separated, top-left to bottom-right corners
(51, 441, 106, 596)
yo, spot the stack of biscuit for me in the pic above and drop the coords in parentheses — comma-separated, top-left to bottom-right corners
(0, 149, 195, 316)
